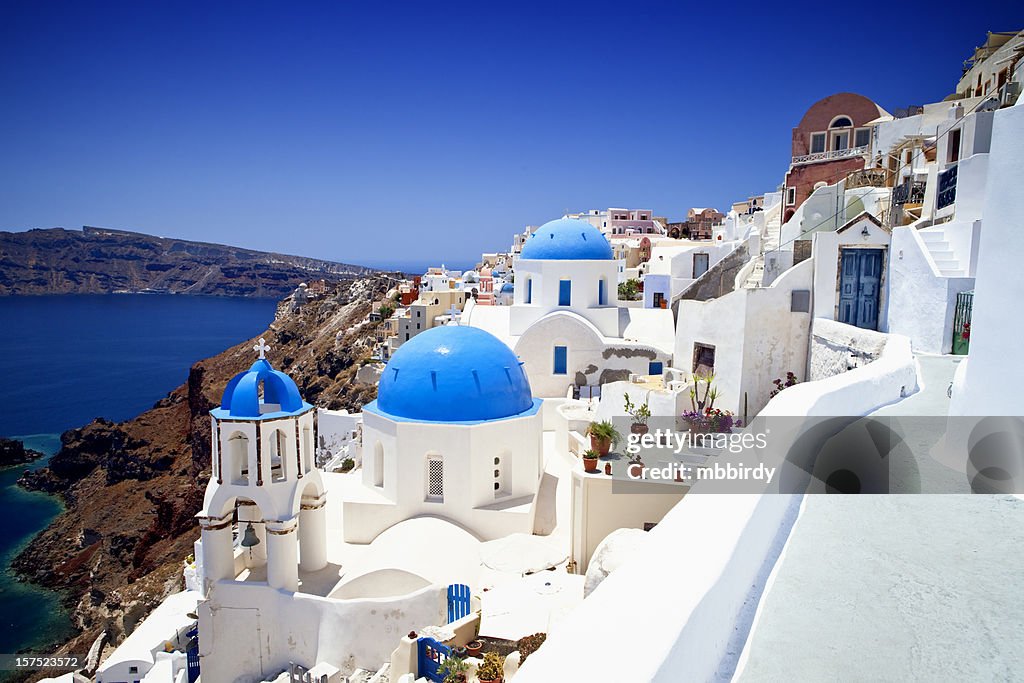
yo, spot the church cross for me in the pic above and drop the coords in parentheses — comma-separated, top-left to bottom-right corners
(446, 305, 461, 325)
(254, 337, 271, 359)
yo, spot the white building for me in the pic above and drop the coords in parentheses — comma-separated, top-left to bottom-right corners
(343, 325, 544, 542)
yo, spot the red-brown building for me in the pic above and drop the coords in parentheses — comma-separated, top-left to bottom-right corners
(782, 93, 890, 221)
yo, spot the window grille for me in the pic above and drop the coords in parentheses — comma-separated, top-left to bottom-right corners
(427, 457, 444, 500)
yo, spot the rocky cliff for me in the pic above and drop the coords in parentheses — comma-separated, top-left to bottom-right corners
(12, 274, 393, 666)
(0, 226, 376, 297)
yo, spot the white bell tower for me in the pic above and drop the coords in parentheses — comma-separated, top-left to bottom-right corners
(196, 338, 327, 594)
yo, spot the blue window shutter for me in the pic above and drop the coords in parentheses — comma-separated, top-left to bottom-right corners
(526, 278, 532, 304)
(649, 361, 663, 375)
(554, 346, 567, 374)
(559, 280, 571, 306)
(599, 279, 606, 305)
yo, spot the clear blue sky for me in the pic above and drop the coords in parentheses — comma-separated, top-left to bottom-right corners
(1, 1, 1019, 270)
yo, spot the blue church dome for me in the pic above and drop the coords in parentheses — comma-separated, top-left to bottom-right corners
(373, 326, 537, 422)
(519, 218, 614, 260)
(216, 351, 308, 419)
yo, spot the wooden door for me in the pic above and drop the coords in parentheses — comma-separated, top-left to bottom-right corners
(838, 249, 883, 330)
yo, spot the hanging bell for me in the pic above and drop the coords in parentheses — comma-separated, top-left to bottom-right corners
(240, 522, 261, 548)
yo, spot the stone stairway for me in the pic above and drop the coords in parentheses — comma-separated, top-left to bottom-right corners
(919, 229, 965, 277)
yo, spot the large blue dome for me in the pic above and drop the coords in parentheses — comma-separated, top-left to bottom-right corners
(216, 358, 308, 419)
(374, 326, 536, 422)
(519, 218, 614, 260)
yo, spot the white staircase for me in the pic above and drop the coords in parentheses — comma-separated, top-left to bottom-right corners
(742, 202, 783, 289)
(919, 229, 965, 277)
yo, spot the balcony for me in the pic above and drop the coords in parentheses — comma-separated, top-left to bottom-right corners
(845, 168, 888, 189)
(892, 180, 926, 206)
(792, 145, 869, 166)
(936, 164, 957, 210)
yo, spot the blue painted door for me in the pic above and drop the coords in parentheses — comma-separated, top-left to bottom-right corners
(447, 583, 471, 623)
(838, 249, 883, 330)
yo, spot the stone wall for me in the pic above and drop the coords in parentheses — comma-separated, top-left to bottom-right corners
(808, 318, 888, 381)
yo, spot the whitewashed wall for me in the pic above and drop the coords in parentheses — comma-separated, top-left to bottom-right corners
(951, 100, 1024, 416)
(886, 225, 974, 353)
(198, 580, 445, 682)
(675, 259, 813, 417)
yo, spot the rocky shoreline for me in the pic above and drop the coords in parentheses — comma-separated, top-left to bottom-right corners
(10, 275, 391, 667)
(0, 437, 45, 469)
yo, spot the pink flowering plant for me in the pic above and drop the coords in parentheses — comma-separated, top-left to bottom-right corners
(681, 407, 740, 433)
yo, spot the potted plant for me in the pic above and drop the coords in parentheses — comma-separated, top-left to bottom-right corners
(684, 373, 718, 433)
(439, 655, 468, 683)
(476, 651, 505, 683)
(586, 420, 620, 456)
(466, 639, 483, 658)
(582, 449, 600, 473)
(623, 392, 651, 435)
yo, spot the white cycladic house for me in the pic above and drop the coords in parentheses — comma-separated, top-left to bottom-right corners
(343, 325, 544, 542)
(466, 218, 675, 397)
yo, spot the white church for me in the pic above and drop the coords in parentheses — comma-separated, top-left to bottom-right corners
(465, 217, 675, 397)
(343, 324, 545, 542)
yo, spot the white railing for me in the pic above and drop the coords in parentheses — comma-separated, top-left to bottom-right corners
(792, 145, 869, 166)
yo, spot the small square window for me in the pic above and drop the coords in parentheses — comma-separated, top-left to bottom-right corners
(791, 290, 811, 312)
(693, 343, 715, 376)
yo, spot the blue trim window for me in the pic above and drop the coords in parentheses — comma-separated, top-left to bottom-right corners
(526, 278, 532, 304)
(598, 278, 606, 305)
(553, 346, 567, 375)
(648, 361, 663, 375)
(559, 279, 572, 306)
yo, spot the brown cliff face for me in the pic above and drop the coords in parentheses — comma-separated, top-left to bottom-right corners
(0, 226, 377, 297)
(12, 274, 394, 664)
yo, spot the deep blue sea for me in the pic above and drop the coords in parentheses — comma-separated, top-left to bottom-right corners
(0, 294, 278, 655)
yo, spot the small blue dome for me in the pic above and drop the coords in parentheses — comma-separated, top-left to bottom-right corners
(519, 218, 614, 260)
(374, 326, 535, 422)
(499, 283, 515, 293)
(218, 358, 306, 418)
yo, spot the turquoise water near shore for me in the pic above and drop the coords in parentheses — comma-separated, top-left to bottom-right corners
(0, 434, 73, 655)
(0, 294, 278, 655)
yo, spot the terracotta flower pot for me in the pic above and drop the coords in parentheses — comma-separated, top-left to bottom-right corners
(631, 423, 649, 435)
(466, 640, 483, 658)
(589, 435, 611, 456)
(583, 456, 599, 473)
